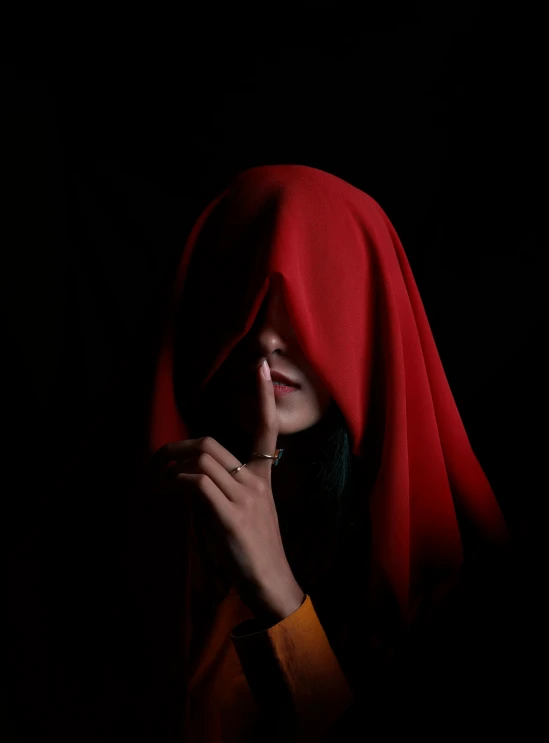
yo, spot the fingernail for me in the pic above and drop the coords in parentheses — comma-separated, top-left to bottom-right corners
(261, 359, 271, 380)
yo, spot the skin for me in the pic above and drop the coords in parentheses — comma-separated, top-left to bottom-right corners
(152, 359, 305, 623)
(147, 276, 335, 623)
(220, 274, 332, 437)
(202, 274, 334, 503)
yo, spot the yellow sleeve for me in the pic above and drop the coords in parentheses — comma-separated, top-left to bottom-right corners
(230, 594, 355, 742)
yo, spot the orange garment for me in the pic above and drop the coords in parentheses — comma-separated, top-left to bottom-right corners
(185, 534, 354, 743)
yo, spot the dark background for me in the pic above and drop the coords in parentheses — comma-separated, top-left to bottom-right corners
(3, 15, 546, 741)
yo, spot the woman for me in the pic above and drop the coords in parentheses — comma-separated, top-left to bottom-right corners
(124, 164, 508, 742)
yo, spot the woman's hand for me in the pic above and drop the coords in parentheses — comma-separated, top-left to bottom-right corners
(145, 358, 305, 623)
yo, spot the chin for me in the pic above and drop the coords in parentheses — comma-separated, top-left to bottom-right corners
(276, 414, 320, 435)
(277, 424, 299, 436)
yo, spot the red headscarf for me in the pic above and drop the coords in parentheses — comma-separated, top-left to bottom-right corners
(149, 164, 507, 623)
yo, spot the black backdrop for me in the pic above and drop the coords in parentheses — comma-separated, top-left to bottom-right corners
(3, 19, 547, 741)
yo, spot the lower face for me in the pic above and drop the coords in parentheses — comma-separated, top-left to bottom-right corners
(228, 378, 329, 437)
(199, 361, 332, 439)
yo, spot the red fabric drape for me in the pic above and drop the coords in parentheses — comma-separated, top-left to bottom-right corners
(147, 163, 507, 690)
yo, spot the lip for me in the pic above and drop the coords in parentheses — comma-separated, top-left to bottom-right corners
(273, 383, 299, 396)
(269, 369, 300, 387)
(232, 364, 301, 390)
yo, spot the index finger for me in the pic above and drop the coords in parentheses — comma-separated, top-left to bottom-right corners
(245, 358, 280, 478)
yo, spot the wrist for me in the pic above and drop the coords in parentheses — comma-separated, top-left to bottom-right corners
(251, 577, 306, 623)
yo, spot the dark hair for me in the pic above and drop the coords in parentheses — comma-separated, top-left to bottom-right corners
(309, 401, 354, 524)
(279, 402, 369, 592)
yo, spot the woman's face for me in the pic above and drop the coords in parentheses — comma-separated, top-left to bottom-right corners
(207, 276, 332, 437)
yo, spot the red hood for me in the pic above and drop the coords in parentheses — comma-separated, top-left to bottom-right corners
(149, 164, 507, 619)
